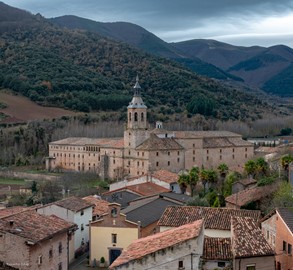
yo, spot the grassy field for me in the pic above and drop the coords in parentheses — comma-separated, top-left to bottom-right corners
(0, 178, 26, 185)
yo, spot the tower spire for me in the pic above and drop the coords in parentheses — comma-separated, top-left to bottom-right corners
(134, 74, 141, 96)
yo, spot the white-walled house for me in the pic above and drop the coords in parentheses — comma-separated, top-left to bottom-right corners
(109, 220, 204, 270)
(37, 196, 93, 261)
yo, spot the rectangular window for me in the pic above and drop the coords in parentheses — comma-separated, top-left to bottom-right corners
(246, 266, 255, 270)
(218, 262, 225, 267)
(59, 242, 62, 254)
(49, 249, 53, 259)
(38, 255, 42, 265)
(81, 224, 84, 231)
(58, 262, 62, 270)
(288, 244, 292, 255)
(168, 161, 170, 166)
(283, 241, 287, 252)
(177, 158, 180, 163)
(156, 162, 159, 167)
(156, 152, 159, 156)
(81, 210, 84, 216)
(178, 260, 184, 269)
(112, 234, 117, 244)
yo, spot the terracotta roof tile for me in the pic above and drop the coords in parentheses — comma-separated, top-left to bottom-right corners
(158, 206, 260, 230)
(126, 182, 170, 196)
(151, 170, 179, 184)
(0, 211, 76, 244)
(50, 137, 123, 148)
(104, 182, 170, 197)
(203, 137, 252, 148)
(54, 196, 94, 212)
(136, 134, 183, 151)
(232, 216, 274, 258)
(109, 219, 204, 269)
(82, 195, 109, 216)
(173, 131, 242, 139)
(225, 184, 279, 207)
(203, 237, 232, 260)
(0, 206, 29, 218)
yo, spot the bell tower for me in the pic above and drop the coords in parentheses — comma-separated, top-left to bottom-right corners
(127, 75, 147, 129)
(124, 76, 149, 150)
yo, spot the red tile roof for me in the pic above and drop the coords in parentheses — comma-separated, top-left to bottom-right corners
(203, 237, 232, 260)
(104, 182, 170, 197)
(225, 184, 279, 207)
(126, 182, 170, 196)
(232, 216, 274, 258)
(0, 211, 76, 244)
(136, 133, 183, 150)
(158, 206, 260, 230)
(109, 219, 203, 269)
(0, 206, 29, 218)
(82, 195, 109, 216)
(54, 196, 94, 212)
(151, 170, 179, 184)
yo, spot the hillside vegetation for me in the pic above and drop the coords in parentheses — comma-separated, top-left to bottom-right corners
(0, 2, 280, 121)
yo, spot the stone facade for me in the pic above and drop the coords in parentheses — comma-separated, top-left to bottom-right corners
(46, 77, 254, 179)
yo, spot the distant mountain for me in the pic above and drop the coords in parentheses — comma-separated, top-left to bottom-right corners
(0, 2, 280, 121)
(50, 15, 238, 81)
(173, 40, 293, 97)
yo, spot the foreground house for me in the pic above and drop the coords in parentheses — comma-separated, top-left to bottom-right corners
(109, 220, 204, 270)
(90, 203, 139, 267)
(37, 196, 93, 261)
(0, 210, 76, 270)
(262, 208, 293, 270)
(232, 216, 275, 270)
(46, 77, 253, 179)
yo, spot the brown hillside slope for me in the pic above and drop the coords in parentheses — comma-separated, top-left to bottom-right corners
(0, 91, 76, 123)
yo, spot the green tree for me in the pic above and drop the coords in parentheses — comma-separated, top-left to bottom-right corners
(281, 155, 293, 180)
(178, 167, 200, 196)
(272, 182, 293, 208)
(255, 157, 269, 177)
(217, 163, 229, 195)
(244, 160, 257, 177)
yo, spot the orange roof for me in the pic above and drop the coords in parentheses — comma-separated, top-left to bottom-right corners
(82, 195, 109, 216)
(109, 219, 203, 269)
(151, 170, 179, 184)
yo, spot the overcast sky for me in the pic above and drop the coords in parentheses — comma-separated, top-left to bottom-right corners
(4, 0, 293, 48)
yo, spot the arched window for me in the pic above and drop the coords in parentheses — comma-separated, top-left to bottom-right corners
(111, 207, 118, 217)
(129, 112, 131, 121)
(141, 112, 144, 121)
(134, 112, 138, 121)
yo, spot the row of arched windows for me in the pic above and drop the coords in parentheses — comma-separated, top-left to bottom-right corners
(129, 112, 144, 122)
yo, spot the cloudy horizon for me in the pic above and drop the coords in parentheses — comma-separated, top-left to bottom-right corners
(3, 0, 293, 48)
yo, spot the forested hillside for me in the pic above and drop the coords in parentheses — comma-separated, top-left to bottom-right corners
(0, 2, 279, 121)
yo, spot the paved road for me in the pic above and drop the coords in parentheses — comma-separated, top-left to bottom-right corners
(69, 253, 89, 270)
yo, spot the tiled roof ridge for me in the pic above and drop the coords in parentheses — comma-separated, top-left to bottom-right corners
(109, 219, 203, 269)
